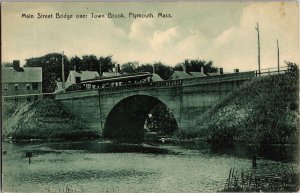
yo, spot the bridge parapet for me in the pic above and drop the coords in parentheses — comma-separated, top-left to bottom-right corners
(182, 71, 255, 86)
(57, 71, 255, 97)
(97, 71, 255, 93)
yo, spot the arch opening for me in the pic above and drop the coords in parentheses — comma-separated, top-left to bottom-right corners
(103, 95, 178, 142)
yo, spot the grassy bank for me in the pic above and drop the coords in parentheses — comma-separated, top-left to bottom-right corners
(175, 73, 299, 144)
(3, 99, 100, 140)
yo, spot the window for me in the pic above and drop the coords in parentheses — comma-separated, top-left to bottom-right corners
(3, 84, 8, 91)
(75, 77, 81, 84)
(26, 84, 30, 90)
(14, 84, 19, 90)
(32, 83, 38, 90)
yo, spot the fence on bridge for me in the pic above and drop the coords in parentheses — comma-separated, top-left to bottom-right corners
(2, 92, 55, 102)
(255, 66, 288, 77)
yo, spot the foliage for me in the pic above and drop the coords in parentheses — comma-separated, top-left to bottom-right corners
(25, 53, 71, 93)
(69, 55, 116, 74)
(177, 71, 299, 144)
(9, 99, 100, 140)
(145, 103, 177, 135)
(25, 53, 117, 92)
(286, 61, 299, 77)
(121, 61, 139, 73)
(174, 59, 218, 74)
(2, 62, 13, 67)
(24, 52, 218, 91)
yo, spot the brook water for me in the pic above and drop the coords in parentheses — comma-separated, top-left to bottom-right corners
(2, 139, 298, 192)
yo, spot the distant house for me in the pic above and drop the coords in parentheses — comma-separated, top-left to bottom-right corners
(207, 68, 224, 76)
(169, 71, 193, 80)
(55, 70, 99, 93)
(67, 70, 99, 84)
(147, 73, 163, 82)
(102, 65, 121, 78)
(2, 60, 42, 98)
(102, 71, 121, 77)
(189, 72, 207, 78)
(170, 65, 207, 80)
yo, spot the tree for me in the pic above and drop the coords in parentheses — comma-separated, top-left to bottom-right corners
(81, 55, 98, 71)
(174, 59, 218, 74)
(25, 53, 71, 93)
(121, 61, 138, 73)
(98, 55, 116, 74)
(145, 103, 177, 135)
(136, 63, 153, 73)
(70, 56, 82, 71)
(285, 61, 299, 77)
(154, 62, 173, 80)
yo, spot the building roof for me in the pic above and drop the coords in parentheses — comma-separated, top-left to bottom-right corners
(54, 81, 74, 93)
(169, 71, 193, 80)
(189, 72, 207, 77)
(69, 70, 99, 81)
(102, 72, 121, 77)
(2, 67, 42, 83)
(150, 73, 163, 81)
(81, 72, 151, 84)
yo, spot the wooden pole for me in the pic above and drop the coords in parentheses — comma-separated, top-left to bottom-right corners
(277, 39, 280, 73)
(99, 60, 102, 77)
(62, 51, 65, 92)
(255, 23, 261, 76)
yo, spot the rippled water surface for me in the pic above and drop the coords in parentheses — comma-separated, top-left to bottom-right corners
(2, 139, 298, 193)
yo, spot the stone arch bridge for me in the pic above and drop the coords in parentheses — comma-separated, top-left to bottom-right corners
(55, 72, 255, 139)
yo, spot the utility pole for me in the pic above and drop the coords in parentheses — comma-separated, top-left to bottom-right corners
(62, 51, 65, 92)
(99, 60, 102, 77)
(277, 39, 280, 72)
(255, 23, 261, 76)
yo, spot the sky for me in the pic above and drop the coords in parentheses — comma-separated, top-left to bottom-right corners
(2, 1, 299, 72)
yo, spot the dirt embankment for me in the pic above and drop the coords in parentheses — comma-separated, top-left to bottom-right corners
(176, 73, 299, 144)
(2, 99, 100, 141)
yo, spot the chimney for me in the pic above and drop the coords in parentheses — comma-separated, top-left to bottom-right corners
(13, 60, 20, 71)
(234, 69, 239, 73)
(183, 64, 186, 72)
(219, 68, 224, 74)
(74, 64, 77, 71)
(201, 66, 204, 73)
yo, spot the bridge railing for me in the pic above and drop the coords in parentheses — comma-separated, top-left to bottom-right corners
(2, 92, 56, 102)
(98, 79, 183, 93)
(182, 71, 256, 86)
(255, 66, 288, 77)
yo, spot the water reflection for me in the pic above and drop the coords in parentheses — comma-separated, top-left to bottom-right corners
(2, 139, 298, 193)
(47, 140, 169, 154)
(174, 140, 298, 162)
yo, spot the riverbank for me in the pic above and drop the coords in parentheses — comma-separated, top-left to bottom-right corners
(2, 99, 100, 140)
(175, 72, 299, 144)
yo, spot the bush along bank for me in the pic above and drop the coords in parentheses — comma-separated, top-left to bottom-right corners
(3, 99, 100, 141)
(175, 72, 299, 145)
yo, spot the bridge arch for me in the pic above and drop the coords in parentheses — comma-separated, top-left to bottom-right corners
(103, 94, 179, 141)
